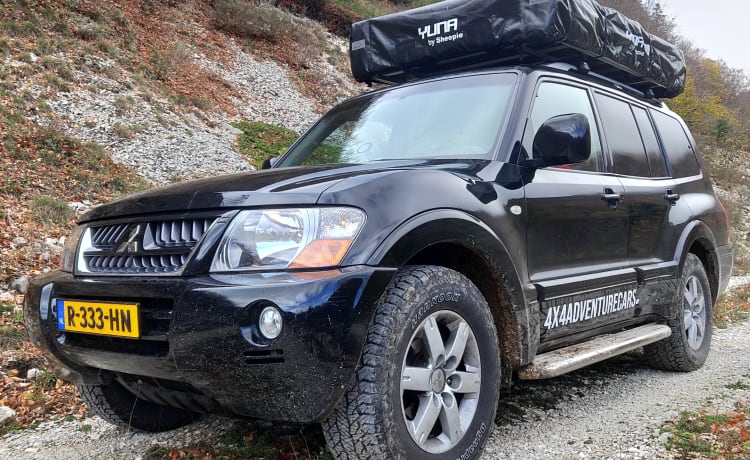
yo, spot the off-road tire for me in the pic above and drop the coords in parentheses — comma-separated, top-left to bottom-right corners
(78, 380, 199, 432)
(322, 265, 500, 460)
(645, 253, 712, 371)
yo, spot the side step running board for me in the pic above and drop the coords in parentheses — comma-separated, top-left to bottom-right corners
(518, 323, 671, 380)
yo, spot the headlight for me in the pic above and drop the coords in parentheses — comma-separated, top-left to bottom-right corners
(210, 207, 366, 271)
(61, 225, 85, 272)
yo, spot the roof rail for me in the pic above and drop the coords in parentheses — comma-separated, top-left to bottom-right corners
(542, 62, 663, 106)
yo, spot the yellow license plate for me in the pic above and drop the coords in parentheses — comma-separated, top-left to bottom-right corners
(56, 300, 140, 339)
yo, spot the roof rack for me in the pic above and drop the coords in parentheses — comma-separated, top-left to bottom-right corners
(543, 62, 663, 106)
(350, 0, 686, 99)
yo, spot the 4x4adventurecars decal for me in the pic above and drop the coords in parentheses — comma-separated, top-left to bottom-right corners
(25, 0, 732, 459)
(543, 286, 640, 331)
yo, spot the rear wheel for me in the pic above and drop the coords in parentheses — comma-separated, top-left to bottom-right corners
(78, 379, 199, 432)
(645, 253, 712, 371)
(322, 265, 499, 459)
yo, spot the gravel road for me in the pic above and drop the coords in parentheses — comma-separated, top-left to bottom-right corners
(487, 319, 750, 459)
(1, 316, 749, 460)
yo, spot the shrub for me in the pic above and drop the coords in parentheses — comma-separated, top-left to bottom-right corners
(232, 121, 298, 169)
(113, 123, 145, 139)
(150, 41, 191, 81)
(276, 0, 363, 36)
(31, 194, 75, 227)
(213, 0, 294, 42)
(322, 2, 363, 36)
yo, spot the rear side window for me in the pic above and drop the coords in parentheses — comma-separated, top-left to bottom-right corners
(651, 111, 701, 178)
(594, 93, 650, 177)
(632, 106, 668, 177)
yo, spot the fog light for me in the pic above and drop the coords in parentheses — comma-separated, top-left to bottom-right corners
(259, 306, 283, 340)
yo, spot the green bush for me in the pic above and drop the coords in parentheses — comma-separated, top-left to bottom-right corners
(232, 121, 298, 169)
(31, 194, 75, 227)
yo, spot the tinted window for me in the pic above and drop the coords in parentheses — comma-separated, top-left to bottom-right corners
(594, 93, 650, 177)
(651, 111, 700, 178)
(632, 106, 668, 177)
(527, 82, 603, 172)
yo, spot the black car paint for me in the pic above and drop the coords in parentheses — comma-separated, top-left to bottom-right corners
(26, 267, 396, 422)
(24, 66, 733, 423)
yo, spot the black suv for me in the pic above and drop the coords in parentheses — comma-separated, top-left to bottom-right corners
(25, 1, 732, 459)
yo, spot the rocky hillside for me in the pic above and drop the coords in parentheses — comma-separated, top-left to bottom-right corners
(1, 0, 361, 284)
(0, 0, 361, 439)
(6, 1, 358, 184)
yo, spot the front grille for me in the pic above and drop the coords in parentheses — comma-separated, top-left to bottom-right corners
(62, 298, 173, 357)
(85, 254, 190, 273)
(149, 219, 214, 248)
(91, 224, 130, 248)
(78, 215, 218, 275)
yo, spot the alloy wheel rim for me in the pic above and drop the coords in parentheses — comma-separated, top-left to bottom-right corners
(683, 274, 707, 350)
(400, 310, 481, 453)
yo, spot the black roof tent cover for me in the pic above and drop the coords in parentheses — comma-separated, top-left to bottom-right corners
(349, 0, 686, 98)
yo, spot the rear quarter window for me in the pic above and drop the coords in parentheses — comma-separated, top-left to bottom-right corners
(651, 111, 701, 178)
(632, 106, 668, 177)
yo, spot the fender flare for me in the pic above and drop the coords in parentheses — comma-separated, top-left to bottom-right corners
(673, 219, 720, 299)
(364, 209, 539, 366)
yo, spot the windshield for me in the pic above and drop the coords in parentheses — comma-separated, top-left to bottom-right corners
(276, 72, 518, 167)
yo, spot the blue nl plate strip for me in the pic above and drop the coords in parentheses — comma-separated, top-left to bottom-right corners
(56, 299, 65, 331)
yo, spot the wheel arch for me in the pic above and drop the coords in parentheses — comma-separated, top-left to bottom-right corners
(366, 210, 536, 383)
(675, 220, 721, 302)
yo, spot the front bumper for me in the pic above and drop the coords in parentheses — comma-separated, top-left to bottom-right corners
(24, 266, 395, 423)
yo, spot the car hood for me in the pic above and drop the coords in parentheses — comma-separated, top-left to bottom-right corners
(81, 160, 494, 222)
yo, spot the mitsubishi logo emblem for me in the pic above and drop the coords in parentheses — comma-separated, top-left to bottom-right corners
(116, 225, 141, 253)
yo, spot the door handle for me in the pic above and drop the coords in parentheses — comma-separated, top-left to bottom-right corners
(601, 188, 623, 208)
(665, 189, 680, 205)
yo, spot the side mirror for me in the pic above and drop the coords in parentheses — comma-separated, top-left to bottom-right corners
(261, 157, 278, 170)
(526, 113, 591, 168)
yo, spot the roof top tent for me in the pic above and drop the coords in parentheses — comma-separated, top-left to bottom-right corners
(349, 0, 686, 98)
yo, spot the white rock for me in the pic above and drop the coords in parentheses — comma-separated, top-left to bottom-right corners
(12, 236, 28, 246)
(10, 276, 29, 294)
(658, 432, 672, 443)
(0, 406, 16, 425)
(26, 368, 46, 381)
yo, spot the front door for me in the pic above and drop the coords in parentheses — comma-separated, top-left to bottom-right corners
(521, 80, 634, 341)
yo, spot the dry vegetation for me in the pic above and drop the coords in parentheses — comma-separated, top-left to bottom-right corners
(0, 0, 350, 446)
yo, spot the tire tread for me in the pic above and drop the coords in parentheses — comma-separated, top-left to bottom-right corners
(322, 265, 497, 459)
(645, 253, 712, 372)
(77, 381, 198, 432)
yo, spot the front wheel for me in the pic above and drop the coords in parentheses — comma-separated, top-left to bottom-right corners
(323, 266, 499, 459)
(645, 253, 713, 371)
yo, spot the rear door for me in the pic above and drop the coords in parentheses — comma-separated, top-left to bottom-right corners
(592, 92, 685, 318)
(593, 94, 684, 266)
